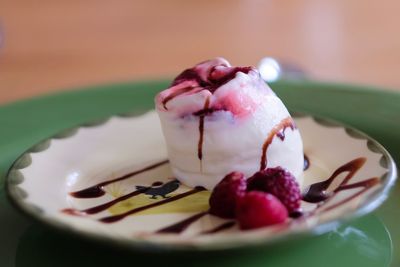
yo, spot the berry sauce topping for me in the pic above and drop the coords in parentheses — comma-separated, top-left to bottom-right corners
(161, 60, 253, 111)
(171, 65, 252, 94)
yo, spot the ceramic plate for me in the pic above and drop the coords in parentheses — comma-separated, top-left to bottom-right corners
(6, 110, 397, 250)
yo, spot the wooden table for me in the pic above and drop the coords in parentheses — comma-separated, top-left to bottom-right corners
(1, 0, 399, 104)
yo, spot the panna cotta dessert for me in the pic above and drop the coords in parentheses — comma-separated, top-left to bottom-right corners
(155, 58, 304, 190)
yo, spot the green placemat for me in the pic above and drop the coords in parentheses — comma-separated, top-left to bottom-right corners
(0, 80, 398, 267)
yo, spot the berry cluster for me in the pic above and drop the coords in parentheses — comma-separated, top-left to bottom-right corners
(209, 167, 301, 230)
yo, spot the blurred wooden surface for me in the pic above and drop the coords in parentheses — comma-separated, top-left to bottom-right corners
(1, 0, 400, 104)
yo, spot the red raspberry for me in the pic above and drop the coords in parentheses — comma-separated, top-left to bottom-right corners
(236, 191, 288, 230)
(247, 167, 301, 216)
(209, 172, 247, 218)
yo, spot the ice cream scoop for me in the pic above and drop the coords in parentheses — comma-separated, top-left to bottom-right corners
(155, 58, 304, 190)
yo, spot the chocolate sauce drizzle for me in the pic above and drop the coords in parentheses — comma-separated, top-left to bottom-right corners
(99, 187, 205, 223)
(197, 96, 210, 163)
(302, 157, 366, 203)
(156, 211, 208, 234)
(287, 157, 379, 221)
(63, 180, 174, 216)
(63, 188, 146, 215)
(156, 211, 236, 235)
(260, 117, 296, 170)
(62, 154, 381, 237)
(319, 177, 379, 212)
(69, 160, 168, 198)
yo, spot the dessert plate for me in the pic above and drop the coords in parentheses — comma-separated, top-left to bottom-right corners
(5, 110, 396, 250)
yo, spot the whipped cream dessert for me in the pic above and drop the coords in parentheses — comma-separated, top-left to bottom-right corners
(155, 58, 304, 190)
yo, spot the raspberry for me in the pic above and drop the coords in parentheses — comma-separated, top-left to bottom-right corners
(236, 191, 288, 230)
(247, 167, 301, 216)
(209, 172, 247, 218)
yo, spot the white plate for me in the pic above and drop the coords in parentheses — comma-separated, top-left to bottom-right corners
(6, 111, 397, 250)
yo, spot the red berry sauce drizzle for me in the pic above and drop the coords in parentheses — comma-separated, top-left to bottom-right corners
(162, 65, 252, 168)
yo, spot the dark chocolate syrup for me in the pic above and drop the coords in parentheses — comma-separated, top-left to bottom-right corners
(69, 160, 168, 198)
(321, 177, 379, 212)
(294, 176, 380, 220)
(303, 154, 310, 171)
(198, 96, 210, 162)
(156, 212, 235, 235)
(63, 180, 173, 216)
(201, 221, 236, 234)
(99, 187, 206, 223)
(260, 117, 296, 170)
(156, 211, 208, 234)
(62, 155, 381, 236)
(192, 107, 217, 117)
(63, 187, 149, 216)
(302, 157, 366, 203)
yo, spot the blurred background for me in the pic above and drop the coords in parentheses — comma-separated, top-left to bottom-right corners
(1, 0, 399, 104)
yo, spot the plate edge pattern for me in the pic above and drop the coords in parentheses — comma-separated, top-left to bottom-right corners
(4, 111, 398, 251)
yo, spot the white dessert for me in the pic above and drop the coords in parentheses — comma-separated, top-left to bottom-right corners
(155, 58, 304, 190)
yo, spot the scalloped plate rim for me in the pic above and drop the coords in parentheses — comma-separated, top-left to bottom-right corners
(5, 111, 398, 251)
